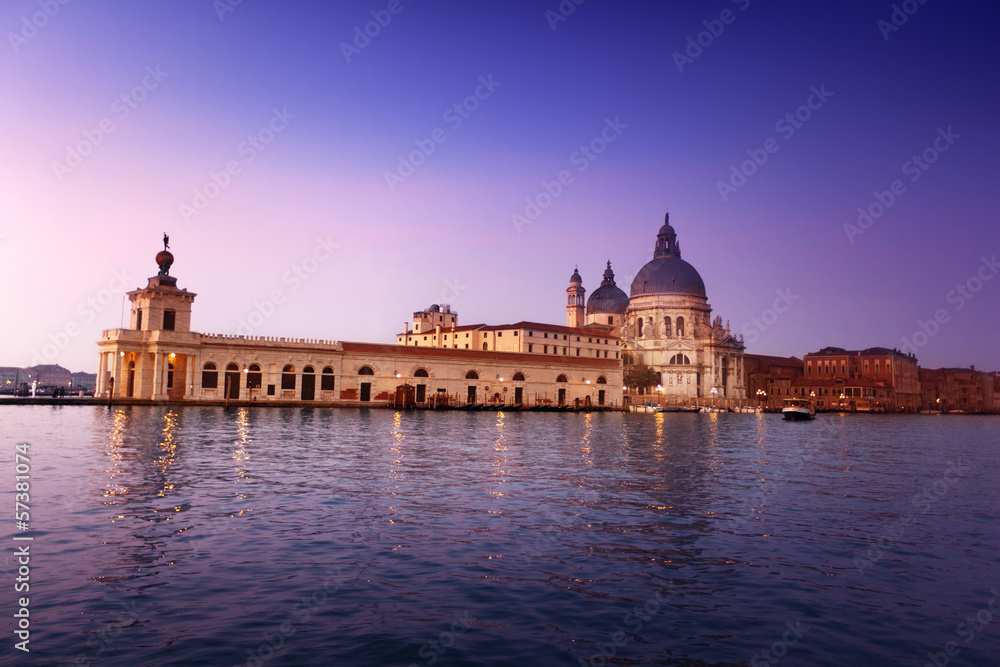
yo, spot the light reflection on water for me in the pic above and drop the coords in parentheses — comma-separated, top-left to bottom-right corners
(0, 406, 998, 666)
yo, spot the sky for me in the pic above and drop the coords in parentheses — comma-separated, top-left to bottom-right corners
(1, 0, 998, 373)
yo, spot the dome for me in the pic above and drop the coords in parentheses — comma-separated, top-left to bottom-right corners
(629, 256, 706, 298)
(628, 214, 707, 298)
(569, 267, 582, 284)
(587, 261, 628, 314)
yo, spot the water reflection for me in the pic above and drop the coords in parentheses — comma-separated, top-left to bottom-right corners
(489, 411, 508, 501)
(232, 407, 250, 504)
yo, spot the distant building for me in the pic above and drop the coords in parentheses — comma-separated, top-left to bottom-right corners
(71, 372, 97, 392)
(29, 364, 73, 389)
(919, 366, 995, 413)
(803, 346, 920, 412)
(744, 354, 803, 410)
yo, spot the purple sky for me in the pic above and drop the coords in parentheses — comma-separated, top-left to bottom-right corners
(1, 1, 998, 373)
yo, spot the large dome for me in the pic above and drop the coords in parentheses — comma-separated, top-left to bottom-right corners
(628, 214, 707, 299)
(587, 261, 628, 314)
(629, 256, 706, 298)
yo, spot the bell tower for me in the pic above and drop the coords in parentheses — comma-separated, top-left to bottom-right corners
(128, 234, 196, 332)
(566, 267, 585, 328)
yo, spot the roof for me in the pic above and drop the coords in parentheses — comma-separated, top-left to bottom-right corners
(745, 353, 803, 368)
(399, 321, 614, 337)
(791, 377, 885, 388)
(341, 341, 621, 368)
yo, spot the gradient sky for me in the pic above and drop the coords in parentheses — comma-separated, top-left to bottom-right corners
(1, 0, 998, 373)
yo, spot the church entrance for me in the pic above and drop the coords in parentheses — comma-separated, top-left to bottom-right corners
(301, 368, 315, 401)
(360, 382, 371, 402)
(467, 386, 477, 405)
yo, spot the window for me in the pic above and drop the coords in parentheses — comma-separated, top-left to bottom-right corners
(465, 370, 479, 379)
(202, 362, 218, 389)
(163, 310, 176, 331)
(483, 343, 488, 350)
(669, 354, 691, 365)
(544, 345, 548, 354)
(498, 332, 502, 337)
(637, 317, 644, 337)
(136, 309, 143, 330)
(512, 372, 525, 381)
(529, 331, 533, 336)
(513, 331, 518, 336)
(676, 317, 685, 337)
(597, 376, 607, 384)
(576, 349, 580, 356)
(358, 366, 374, 375)
(248, 364, 262, 389)
(528, 344, 533, 352)
(607, 316, 613, 325)
(556, 375, 567, 383)
(282, 365, 296, 390)
(544, 333, 548, 338)
(664, 317, 672, 337)
(267, 384, 275, 396)
(563, 335, 567, 340)
(167, 363, 174, 388)
(321, 367, 335, 390)
(414, 368, 429, 377)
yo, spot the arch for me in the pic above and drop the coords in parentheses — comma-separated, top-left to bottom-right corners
(281, 364, 296, 390)
(247, 363, 262, 389)
(226, 362, 239, 371)
(201, 362, 218, 389)
(414, 368, 429, 377)
(483, 342, 488, 350)
(321, 366, 335, 391)
(637, 317, 644, 338)
(664, 316, 672, 337)
(465, 370, 479, 380)
(596, 376, 607, 384)
(556, 374, 568, 383)
(512, 372, 525, 382)
(676, 316, 685, 337)
(669, 354, 691, 365)
(358, 366, 374, 375)
(303, 365, 315, 374)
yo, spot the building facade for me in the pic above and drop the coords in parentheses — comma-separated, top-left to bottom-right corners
(621, 215, 746, 404)
(803, 346, 920, 412)
(97, 247, 622, 408)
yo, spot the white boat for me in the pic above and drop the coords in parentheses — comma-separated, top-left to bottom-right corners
(782, 398, 815, 421)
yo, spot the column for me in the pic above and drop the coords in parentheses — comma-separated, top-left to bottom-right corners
(187, 354, 196, 400)
(151, 352, 163, 400)
(97, 352, 107, 396)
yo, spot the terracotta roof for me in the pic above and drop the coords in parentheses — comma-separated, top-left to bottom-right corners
(341, 341, 620, 368)
(400, 321, 614, 338)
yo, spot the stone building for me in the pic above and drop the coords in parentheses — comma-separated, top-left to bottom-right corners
(744, 354, 803, 410)
(621, 215, 746, 405)
(96, 246, 622, 408)
(803, 346, 920, 412)
(919, 366, 996, 413)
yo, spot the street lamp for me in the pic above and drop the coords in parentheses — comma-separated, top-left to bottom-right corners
(710, 386, 718, 409)
(756, 388, 765, 410)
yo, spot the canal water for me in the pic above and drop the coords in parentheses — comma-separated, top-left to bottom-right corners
(1, 406, 998, 666)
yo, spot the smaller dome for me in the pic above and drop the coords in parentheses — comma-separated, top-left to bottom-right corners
(587, 261, 628, 315)
(155, 249, 174, 276)
(428, 304, 441, 312)
(569, 267, 582, 284)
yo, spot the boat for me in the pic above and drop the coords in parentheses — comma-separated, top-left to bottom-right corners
(782, 398, 816, 421)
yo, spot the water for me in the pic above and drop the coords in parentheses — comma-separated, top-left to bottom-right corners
(1, 406, 998, 666)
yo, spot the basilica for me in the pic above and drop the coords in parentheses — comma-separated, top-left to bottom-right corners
(95, 213, 743, 407)
(565, 214, 746, 404)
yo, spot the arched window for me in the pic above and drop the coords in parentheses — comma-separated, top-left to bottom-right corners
(247, 364, 262, 389)
(664, 317, 672, 337)
(226, 363, 239, 371)
(303, 365, 315, 374)
(358, 366, 374, 375)
(669, 354, 691, 365)
(596, 376, 607, 384)
(282, 364, 296, 390)
(512, 372, 525, 382)
(676, 316, 685, 337)
(483, 342, 488, 350)
(556, 374, 568, 383)
(465, 370, 479, 380)
(321, 367, 335, 390)
(202, 362, 218, 389)
(414, 368, 429, 377)
(637, 317, 644, 338)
